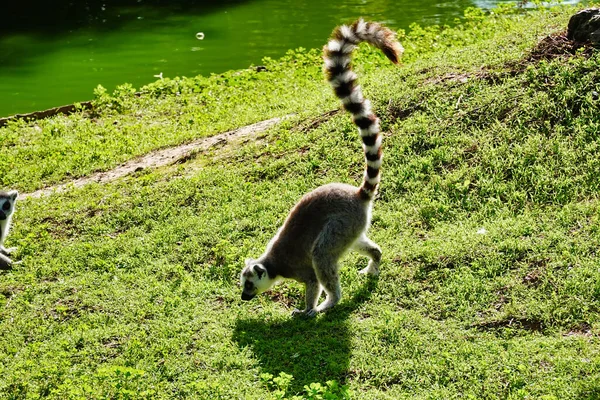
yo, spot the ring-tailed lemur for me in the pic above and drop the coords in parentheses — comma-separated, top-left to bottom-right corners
(240, 19, 403, 316)
(0, 190, 18, 270)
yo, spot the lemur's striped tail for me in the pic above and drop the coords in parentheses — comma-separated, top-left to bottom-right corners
(323, 19, 403, 200)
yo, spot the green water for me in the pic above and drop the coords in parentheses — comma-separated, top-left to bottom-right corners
(0, 0, 577, 117)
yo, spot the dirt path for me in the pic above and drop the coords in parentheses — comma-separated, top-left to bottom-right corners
(22, 115, 290, 199)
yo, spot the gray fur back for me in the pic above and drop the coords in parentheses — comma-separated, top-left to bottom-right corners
(262, 183, 370, 281)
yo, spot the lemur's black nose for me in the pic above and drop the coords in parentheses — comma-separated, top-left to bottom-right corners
(0, 211, 6, 221)
(241, 292, 255, 301)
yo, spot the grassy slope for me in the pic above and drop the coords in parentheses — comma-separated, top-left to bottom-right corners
(1, 4, 600, 399)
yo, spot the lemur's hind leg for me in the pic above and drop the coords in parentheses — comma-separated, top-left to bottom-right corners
(292, 279, 322, 317)
(314, 258, 341, 314)
(311, 222, 354, 314)
(352, 234, 382, 275)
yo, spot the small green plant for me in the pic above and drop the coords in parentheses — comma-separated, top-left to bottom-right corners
(302, 380, 350, 400)
(92, 83, 138, 113)
(92, 84, 112, 111)
(261, 373, 349, 400)
(260, 372, 294, 399)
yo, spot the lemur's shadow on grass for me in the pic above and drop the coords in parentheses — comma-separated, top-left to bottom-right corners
(232, 277, 378, 393)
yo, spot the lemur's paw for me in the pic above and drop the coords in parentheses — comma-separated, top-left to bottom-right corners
(291, 308, 317, 318)
(359, 261, 380, 276)
(305, 309, 317, 318)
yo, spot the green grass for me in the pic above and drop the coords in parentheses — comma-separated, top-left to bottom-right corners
(1, 3, 600, 399)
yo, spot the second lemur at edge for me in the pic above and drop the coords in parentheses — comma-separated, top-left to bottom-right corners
(240, 19, 403, 316)
(0, 190, 18, 270)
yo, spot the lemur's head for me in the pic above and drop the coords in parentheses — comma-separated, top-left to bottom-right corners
(0, 190, 18, 221)
(240, 259, 273, 301)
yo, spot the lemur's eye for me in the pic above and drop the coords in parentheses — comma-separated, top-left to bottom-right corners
(2, 202, 10, 211)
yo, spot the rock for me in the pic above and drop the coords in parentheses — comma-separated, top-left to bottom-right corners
(567, 8, 600, 44)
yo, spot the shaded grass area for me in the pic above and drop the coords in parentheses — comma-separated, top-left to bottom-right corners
(1, 3, 600, 399)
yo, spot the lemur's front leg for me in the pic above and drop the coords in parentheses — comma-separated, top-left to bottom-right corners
(292, 280, 322, 317)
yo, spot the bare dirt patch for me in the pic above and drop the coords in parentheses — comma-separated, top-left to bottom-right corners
(0, 101, 94, 128)
(564, 322, 595, 338)
(292, 109, 340, 133)
(472, 316, 545, 333)
(526, 32, 596, 63)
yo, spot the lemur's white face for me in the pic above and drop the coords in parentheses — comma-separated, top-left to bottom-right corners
(240, 260, 272, 301)
(0, 190, 18, 222)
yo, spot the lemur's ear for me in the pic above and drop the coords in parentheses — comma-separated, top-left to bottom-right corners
(8, 190, 18, 201)
(245, 258, 254, 267)
(253, 264, 266, 279)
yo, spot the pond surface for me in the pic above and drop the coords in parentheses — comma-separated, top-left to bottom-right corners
(0, 0, 578, 117)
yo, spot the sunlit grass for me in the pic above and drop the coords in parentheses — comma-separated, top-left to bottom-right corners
(1, 3, 600, 399)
